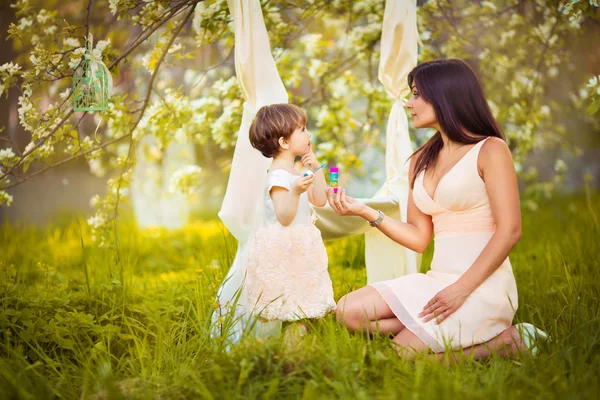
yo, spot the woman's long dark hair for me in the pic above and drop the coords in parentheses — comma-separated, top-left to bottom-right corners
(408, 59, 505, 188)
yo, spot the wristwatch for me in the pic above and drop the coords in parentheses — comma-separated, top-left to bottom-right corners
(368, 210, 385, 227)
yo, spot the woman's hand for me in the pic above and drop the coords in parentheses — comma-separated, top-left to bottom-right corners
(418, 282, 471, 324)
(326, 187, 365, 216)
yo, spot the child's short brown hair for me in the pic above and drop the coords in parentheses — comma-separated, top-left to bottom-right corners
(249, 104, 307, 158)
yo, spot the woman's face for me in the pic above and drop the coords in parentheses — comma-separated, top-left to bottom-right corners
(406, 84, 438, 129)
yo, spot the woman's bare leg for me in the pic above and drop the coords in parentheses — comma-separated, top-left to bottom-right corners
(458, 325, 525, 359)
(391, 328, 429, 358)
(390, 326, 528, 362)
(337, 288, 529, 362)
(425, 326, 527, 363)
(336, 286, 405, 336)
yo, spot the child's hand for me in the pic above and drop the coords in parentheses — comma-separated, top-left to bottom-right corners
(301, 151, 319, 171)
(291, 174, 314, 194)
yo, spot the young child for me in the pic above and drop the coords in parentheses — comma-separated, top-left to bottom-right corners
(246, 103, 336, 323)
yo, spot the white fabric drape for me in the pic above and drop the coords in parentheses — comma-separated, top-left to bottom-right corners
(211, 0, 288, 344)
(367, 0, 421, 281)
(316, 0, 420, 283)
(213, 0, 421, 343)
(131, 136, 196, 228)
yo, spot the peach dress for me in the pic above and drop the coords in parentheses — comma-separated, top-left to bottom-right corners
(246, 169, 336, 321)
(370, 137, 518, 352)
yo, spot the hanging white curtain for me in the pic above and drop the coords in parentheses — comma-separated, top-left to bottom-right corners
(131, 135, 163, 228)
(211, 0, 288, 343)
(160, 142, 197, 228)
(316, 0, 420, 283)
(131, 136, 196, 229)
(212, 0, 421, 344)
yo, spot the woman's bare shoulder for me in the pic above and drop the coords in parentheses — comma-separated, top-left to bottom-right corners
(479, 136, 514, 176)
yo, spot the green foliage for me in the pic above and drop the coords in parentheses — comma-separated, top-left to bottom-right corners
(1, 191, 600, 398)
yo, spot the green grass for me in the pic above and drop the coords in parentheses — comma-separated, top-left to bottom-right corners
(1, 191, 599, 399)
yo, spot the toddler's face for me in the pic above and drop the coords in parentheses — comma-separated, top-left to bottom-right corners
(288, 124, 312, 156)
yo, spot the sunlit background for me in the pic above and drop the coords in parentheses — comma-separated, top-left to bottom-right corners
(1, 0, 599, 228)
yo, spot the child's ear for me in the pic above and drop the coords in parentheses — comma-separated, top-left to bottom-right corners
(278, 137, 290, 150)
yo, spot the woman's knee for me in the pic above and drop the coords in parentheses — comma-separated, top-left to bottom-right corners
(391, 328, 429, 358)
(335, 295, 351, 324)
(336, 294, 364, 331)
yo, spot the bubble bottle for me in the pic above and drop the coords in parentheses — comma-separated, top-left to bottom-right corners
(329, 167, 339, 193)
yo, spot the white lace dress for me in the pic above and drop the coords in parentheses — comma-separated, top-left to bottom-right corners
(246, 169, 336, 321)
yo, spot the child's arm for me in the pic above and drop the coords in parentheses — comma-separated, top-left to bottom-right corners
(307, 170, 327, 207)
(301, 152, 327, 207)
(271, 175, 314, 226)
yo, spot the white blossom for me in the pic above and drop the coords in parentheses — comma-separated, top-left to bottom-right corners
(329, 78, 348, 99)
(63, 38, 80, 48)
(89, 194, 100, 208)
(300, 34, 322, 57)
(308, 59, 327, 79)
(73, 47, 86, 57)
(318, 142, 335, 152)
(88, 158, 106, 177)
(109, 0, 120, 15)
(0, 148, 16, 162)
(96, 39, 110, 53)
(168, 43, 183, 54)
(212, 100, 239, 147)
(554, 159, 567, 173)
(540, 105, 551, 116)
(43, 25, 57, 35)
(481, 1, 497, 11)
(69, 58, 82, 69)
(87, 214, 106, 229)
(29, 54, 41, 66)
(174, 127, 189, 144)
(213, 76, 238, 97)
(24, 141, 35, 153)
(0, 191, 13, 207)
(59, 88, 71, 100)
(169, 165, 203, 195)
(0, 62, 21, 75)
(18, 18, 33, 30)
(36, 9, 51, 24)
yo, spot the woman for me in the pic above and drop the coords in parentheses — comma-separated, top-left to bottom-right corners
(327, 59, 546, 359)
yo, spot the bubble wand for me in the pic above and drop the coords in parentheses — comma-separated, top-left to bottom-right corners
(303, 162, 327, 177)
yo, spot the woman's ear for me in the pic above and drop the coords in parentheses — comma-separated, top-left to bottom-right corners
(278, 137, 290, 150)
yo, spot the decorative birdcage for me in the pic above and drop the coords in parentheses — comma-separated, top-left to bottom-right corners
(73, 34, 112, 112)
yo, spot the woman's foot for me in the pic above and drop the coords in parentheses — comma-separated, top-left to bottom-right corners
(494, 324, 549, 358)
(514, 322, 549, 356)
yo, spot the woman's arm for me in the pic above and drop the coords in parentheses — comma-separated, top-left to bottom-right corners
(328, 155, 433, 253)
(454, 137, 522, 291)
(420, 137, 521, 323)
